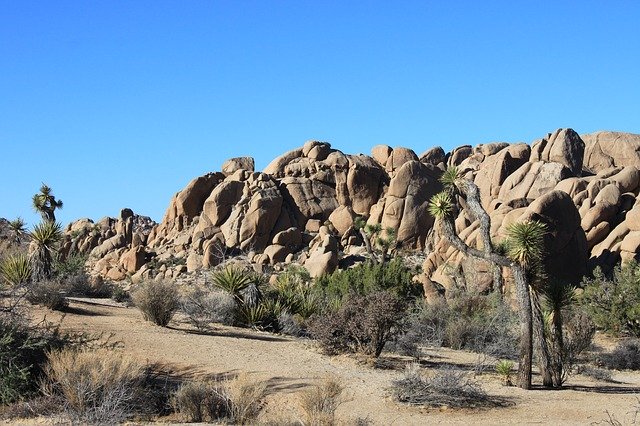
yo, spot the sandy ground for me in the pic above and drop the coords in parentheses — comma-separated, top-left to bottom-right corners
(21, 299, 640, 425)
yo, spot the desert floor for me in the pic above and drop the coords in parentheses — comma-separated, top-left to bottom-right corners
(18, 299, 640, 425)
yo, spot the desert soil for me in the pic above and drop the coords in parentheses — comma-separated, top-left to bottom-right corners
(24, 299, 640, 425)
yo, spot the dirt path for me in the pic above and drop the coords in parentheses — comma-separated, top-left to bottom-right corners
(34, 300, 640, 425)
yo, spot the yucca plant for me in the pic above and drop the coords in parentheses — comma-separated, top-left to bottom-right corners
(504, 221, 547, 268)
(495, 360, 515, 386)
(439, 166, 461, 191)
(543, 279, 576, 386)
(0, 253, 32, 287)
(428, 191, 454, 219)
(8, 217, 27, 244)
(29, 221, 63, 280)
(32, 183, 63, 222)
(211, 266, 256, 304)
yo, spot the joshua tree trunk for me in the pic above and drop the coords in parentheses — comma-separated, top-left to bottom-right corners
(438, 213, 533, 389)
(531, 289, 554, 387)
(549, 308, 564, 386)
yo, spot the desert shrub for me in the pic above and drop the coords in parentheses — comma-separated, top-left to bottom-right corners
(560, 308, 596, 380)
(211, 265, 259, 304)
(181, 288, 237, 330)
(314, 258, 420, 304)
(171, 380, 227, 422)
(579, 365, 614, 382)
(111, 286, 130, 303)
(171, 374, 265, 424)
(600, 340, 640, 371)
(53, 254, 87, 279)
(0, 313, 69, 405)
(393, 294, 519, 360)
(299, 377, 345, 426)
(270, 267, 319, 320)
(26, 279, 68, 311)
(44, 349, 143, 424)
(133, 279, 179, 327)
(66, 273, 113, 298)
(277, 312, 304, 336)
(392, 363, 505, 408)
(0, 253, 32, 287)
(226, 373, 266, 424)
(580, 262, 640, 337)
(309, 291, 405, 357)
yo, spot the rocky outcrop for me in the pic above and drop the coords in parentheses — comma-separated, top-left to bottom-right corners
(64, 128, 640, 298)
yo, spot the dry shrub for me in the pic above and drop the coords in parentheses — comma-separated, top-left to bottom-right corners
(171, 380, 227, 422)
(309, 291, 405, 357)
(133, 279, 179, 326)
(181, 288, 237, 330)
(579, 365, 614, 382)
(171, 373, 266, 424)
(600, 340, 640, 371)
(226, 372, 267, 424)
(44, 349, 143, 424)
(26, 279, 68, 311)
(393, 364, 508, 409)
(299, 377, 345, 426)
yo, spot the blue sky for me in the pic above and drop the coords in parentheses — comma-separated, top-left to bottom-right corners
(1, 1, 639, 226)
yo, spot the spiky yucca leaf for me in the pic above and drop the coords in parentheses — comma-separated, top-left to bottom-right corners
(542, 279, 576, 316)
(30, 221, 63, 248)
(0, 253, 32, 287)
(212, 266, 256, 302)
(440, 166, 461, 190)
(428, 191, 454, 219)
(505, 220, 547, 267)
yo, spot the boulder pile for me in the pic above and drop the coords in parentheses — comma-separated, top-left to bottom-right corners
(64, 129, 640, 299)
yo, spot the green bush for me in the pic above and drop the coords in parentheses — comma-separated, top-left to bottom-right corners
(0, 314, 67, 405)
(580, 262, 640, 337)
(26, 279, 69, 311)
(314, 258, 420, 304)
(133, 280, 179, 327)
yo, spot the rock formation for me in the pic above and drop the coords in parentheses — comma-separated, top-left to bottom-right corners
(59, 129, 640, 300)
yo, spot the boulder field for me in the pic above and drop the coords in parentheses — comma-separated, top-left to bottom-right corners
(62, 129, 640, 299)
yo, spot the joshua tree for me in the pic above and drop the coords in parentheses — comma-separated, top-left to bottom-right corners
(428, 166, 547, 390)
(8, 217, 27, 244)
(542, 278, 576, 386)
(29, 221, 63, 280)
(32, 183, 63, 222)
(353, 218, 397, 264)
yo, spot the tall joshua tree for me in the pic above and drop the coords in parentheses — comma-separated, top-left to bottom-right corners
(428, 167, 547, 390)
(32, 183, 63, 222)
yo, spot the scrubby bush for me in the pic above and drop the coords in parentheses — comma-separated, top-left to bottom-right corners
(66, 273, 113, 298)
(310, 291, 405, 357)
(600, 340, 640, 371)
(225, 372, 267, 424)
(44, 349, 143, 424)
(314, 258, 420, 303)
(133, 280, 179, 327)
(394, 294, 519, 360)
(580, 262, 640, 337)
(26, 279, 69, 311)
(53, 254, 87, 280)
(393, 364, 505, 408)
(171, 380, 227, 422)
(299, 377, 345, 426)
(181, 288, 237, 330)
(579, 365, 614, 382)
(0, 313, 69, 405)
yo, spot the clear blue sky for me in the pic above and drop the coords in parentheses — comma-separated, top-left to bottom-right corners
(2, 1, 639, 226)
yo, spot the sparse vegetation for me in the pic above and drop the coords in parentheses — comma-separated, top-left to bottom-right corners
(309, 290, 405, 357)
(600, 340, 640, 371)
(29, 221, 63, 281)
(0, 252, 32, 287)
(26, 279, 69, 311)
(133, 280, 179, 327)
(299, 377, 345, 426)
(495, 360, 515, 386)
(580, 262, 640, 337)
(44, 349, 144, 425)
(393, 364, 506, 408)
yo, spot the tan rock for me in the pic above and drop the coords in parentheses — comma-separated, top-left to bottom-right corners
(120, 246, 146, 273)
(222, 157, 255, 176)
(371, 145, 392, 166)
(582, 131, 640, 173)
(264, 244, 289, 264)
(328, 206, 355, 236)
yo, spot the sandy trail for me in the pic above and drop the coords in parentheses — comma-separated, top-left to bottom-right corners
(34, 300, 640, 425)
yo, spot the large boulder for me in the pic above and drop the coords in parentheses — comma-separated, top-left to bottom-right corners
(516, 190, 588, 284)
(497, 161, 573, 207)
(582, 131, 640, 173)
(280, 177, 339, 227)
(530, 128, 585, 176)
(222, 157, 255, 176)
(474, 143, 530, 210)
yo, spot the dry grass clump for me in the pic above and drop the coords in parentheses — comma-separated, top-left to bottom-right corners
(132, 279, 179, 326)
(393, 363, 509, 409)
(299, 377, 345, 426)
(44, 349, 143, 424)
(26, 279, 69, 311)
(171, 373, 266, 424)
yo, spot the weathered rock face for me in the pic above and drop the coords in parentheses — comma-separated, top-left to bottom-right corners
(66, 128, 640, 296)
(582, 131, 640, 173)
